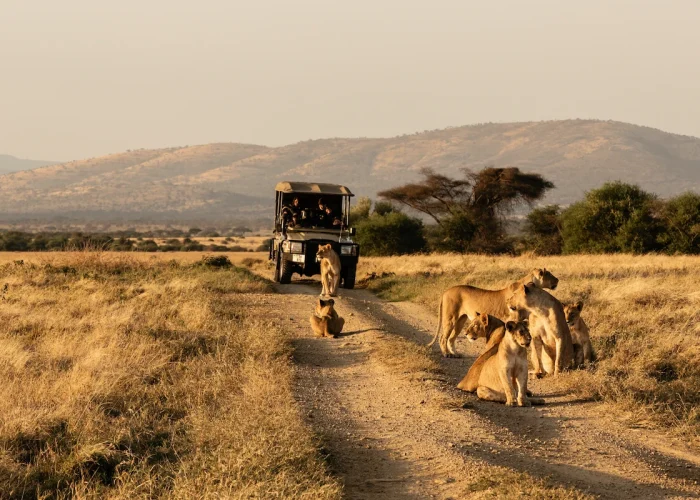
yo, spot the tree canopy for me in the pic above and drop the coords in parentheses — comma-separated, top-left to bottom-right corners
(378, 167, 554, 252)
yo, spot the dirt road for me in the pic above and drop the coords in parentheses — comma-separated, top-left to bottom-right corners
(272, 281, 700, 499)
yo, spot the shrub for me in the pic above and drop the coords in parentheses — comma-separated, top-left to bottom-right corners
(657, 192, 700, 254)
(561, 182, 662, 254)
(199, 255, 232, 268)
(428, 211, 479, 253)
(522, 205, 563, 255)
(255, 239, 272, 252)
(373, 200, 396, 216)
(0, 232, 30, 251)
(136, 239, 159, 252)
(355, 212, 426, 256)
(349, 196, 371, 225)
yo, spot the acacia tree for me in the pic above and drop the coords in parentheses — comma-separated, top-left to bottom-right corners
(378, 167, 554, 252)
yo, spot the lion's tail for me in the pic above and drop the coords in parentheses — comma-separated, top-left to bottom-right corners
(427, 297, 443, 348)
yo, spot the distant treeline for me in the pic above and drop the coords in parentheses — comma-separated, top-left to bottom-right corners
(0, 231, 270, 253)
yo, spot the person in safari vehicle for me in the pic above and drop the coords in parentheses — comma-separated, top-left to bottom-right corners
(317, 198, 342, 228)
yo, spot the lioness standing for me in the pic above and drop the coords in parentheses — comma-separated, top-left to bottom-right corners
(474, 321, 543, 406)
(506, 284, 574, 376)
(316, 244, 341, 297)
(429, 268, 559, 357)
(564, 301, 594, 367)
(309, 298, 345, 338)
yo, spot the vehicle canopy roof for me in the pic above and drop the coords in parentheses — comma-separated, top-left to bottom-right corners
(275, 181, 353, 196)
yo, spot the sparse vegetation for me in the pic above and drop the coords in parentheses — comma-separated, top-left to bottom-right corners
(0, 254, 339, 498)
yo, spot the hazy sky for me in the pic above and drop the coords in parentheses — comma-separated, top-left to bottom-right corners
(2, 0, 700, 161)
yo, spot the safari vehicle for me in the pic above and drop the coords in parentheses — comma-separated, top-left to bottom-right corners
(269, 181, 360, 287)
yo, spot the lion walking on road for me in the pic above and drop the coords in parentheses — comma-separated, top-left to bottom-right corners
(316, 244, 341, 297)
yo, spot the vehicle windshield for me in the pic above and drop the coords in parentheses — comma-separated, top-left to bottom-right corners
(279, 193, 345, 230)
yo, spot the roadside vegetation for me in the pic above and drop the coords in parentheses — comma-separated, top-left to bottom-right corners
(0, 253, 339, 498)
(0, 231, 270, 253)
(357, 253, 700, 443)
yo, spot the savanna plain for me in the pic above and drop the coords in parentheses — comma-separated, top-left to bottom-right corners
(0, 250, 698, 499)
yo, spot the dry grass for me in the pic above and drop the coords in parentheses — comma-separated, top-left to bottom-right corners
(0, 253, 339, 499)
(357, 253, 700, 442)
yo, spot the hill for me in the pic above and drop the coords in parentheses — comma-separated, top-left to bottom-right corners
(1, 120, 699, 224)
(0, 154, 56, 175)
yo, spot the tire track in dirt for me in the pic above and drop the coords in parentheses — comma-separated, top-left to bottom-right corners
(275, 282, 700, 499)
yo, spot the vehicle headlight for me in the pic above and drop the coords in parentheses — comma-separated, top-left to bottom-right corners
(340, 245, 357, 256)
(282, 241, 304, 253)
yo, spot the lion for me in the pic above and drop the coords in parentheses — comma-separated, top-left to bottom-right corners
(456, 313, 506, 392)
(309, 298, 345, 338)
(506, 284, 574, 377)
(428, 268, 559, 357)
(316, 244, 341, 297)
(457, 313, 533, 398)
(563, 301, 595, 367)
(463, 312, 506, 350)
(472, 321, 544, 406)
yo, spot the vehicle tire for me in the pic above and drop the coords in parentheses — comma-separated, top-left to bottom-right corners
(273, 253, 281, 283)
(342, 265, 356, 289)
(280, 257, 293, 284)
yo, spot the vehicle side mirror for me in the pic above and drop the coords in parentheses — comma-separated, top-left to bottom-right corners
(349, 227, 356, 236)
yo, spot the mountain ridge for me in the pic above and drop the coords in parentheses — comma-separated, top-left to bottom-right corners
(0, 154, 57, 176)
(2, 119, 699, 223)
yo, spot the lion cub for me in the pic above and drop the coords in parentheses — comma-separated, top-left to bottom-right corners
(474, 321, 544, 406)
(563, 301, 594, 367)
(316, 244, 341, 297)
(309, 298, 345, 338)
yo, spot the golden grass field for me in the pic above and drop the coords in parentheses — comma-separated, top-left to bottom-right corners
(0, 252, 339, 498)
(357, 253, 700, 442)
(0, 249, 698, 497)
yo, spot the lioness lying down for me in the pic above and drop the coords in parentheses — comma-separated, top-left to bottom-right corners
(473, 321, 544, 406)
(429, 268, 558, 357)
(457, 314, 533, 398)
(309, 298, 345, 338)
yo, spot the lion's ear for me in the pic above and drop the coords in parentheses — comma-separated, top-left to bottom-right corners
(328, 299, 335, 306)
(475, 311, 480, 317)
(319, 299, 327, 307)
(505, 321, 516, 332)
(576, 301, 583, 311)
(482, 314, 489, 326)
(523, 284, 530, 295)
